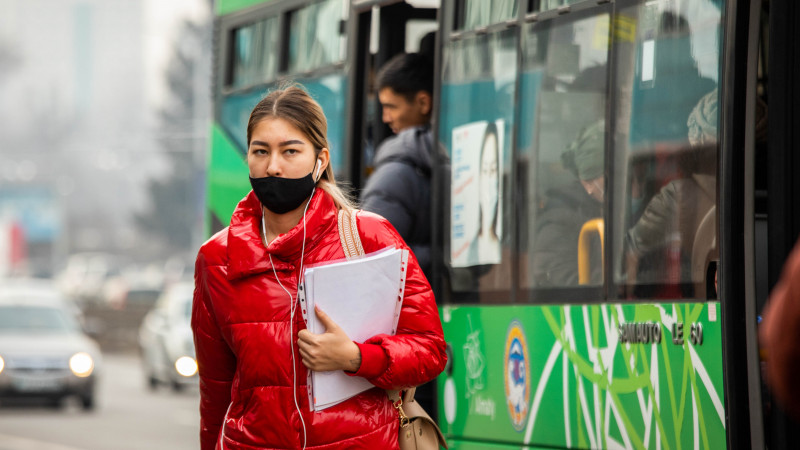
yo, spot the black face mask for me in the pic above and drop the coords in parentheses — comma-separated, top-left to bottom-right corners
(249, 165, 317, 214)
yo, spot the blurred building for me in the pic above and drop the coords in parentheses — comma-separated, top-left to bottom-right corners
(0, 0, 210, 276)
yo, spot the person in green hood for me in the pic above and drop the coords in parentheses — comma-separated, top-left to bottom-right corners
(625, 89, 719, 297)
(568, 120, 607, 203)
(531, 119, 606, 287)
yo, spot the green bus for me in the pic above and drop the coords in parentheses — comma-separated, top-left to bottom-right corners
(209, 0, 799, 448)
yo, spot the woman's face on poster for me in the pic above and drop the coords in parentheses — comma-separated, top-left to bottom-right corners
(479, 131, 499, 231)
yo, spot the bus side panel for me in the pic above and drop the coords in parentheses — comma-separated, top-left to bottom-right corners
(217, 0, 273, 16)
(437, 303, 726, 449)
(445, 438, 552, 450)
(208, 123, 251, 230)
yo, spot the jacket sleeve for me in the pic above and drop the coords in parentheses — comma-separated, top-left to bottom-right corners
(760, 238, 800, 420)
(192, 251, 236, 450)
(349, 212, 447, 389)
(626, 181, 679, 255)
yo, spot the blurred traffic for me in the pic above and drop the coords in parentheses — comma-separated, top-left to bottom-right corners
(0, 256, 197, 397)
(0, 353, 199, 450)
(139, 281, 198, 392)
(0, 0, 210, 447)
(0, 267, 200, 449)
(0, 279, 100, 410)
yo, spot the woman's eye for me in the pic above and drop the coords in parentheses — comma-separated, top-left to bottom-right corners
(285, 148, 298, 155)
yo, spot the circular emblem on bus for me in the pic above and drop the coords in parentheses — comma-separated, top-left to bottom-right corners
(504, 320, 530, 431)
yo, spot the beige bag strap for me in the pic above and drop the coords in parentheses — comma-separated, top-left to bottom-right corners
(338, 209, 365, 259)
(338, 210, 402, 406)
(386, 387, 414, 404)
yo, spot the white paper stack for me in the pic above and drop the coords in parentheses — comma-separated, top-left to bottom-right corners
(300, 247, 409, 411)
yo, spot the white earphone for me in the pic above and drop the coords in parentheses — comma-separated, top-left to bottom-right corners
(314, 159, 322, 180)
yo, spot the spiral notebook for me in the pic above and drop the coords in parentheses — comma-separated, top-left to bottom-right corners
(299, 246, 409, 411)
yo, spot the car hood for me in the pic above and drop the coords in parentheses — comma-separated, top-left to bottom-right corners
(0, 332, 101, 359)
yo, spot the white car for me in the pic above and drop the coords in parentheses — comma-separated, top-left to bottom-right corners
(138, 281, 197, 391)
(0, 280, 102, 410)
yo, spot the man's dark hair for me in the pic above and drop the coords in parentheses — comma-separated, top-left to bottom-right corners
(376, 53, 433, 102)
(419, 32, 436, 63)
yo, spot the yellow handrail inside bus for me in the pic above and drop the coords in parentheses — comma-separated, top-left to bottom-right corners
(578, 218, 604, 285)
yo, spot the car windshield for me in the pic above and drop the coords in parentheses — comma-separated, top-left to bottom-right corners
(0, 305, 78, 333)
(167, 284, 194, 321)
(167, 296, 192, 322)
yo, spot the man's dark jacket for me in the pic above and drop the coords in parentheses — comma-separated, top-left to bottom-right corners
(360, 125, 433, 279)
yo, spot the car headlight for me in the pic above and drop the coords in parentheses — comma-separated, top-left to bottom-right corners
(69, 352, 94, 377)
(0, 355, 4, 374)
(174, 356, 197, 377)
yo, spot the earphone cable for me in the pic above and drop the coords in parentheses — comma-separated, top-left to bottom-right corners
(264, 188, 315, 450)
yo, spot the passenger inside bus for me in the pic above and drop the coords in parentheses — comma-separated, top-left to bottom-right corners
(360, 52, 435, 279)
(531, 119, 605, 287)
(624, 89, 719, 298)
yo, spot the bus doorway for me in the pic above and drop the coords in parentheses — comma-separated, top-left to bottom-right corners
(347, 1, 438, 190)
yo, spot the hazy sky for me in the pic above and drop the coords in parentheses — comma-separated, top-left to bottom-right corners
(0, 0, 212, 271)
(143, 0, 210, 112)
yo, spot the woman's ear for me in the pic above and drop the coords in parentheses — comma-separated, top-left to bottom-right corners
(316, 148, 330, 180)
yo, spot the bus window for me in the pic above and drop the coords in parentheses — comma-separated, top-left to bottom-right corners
(456, 0, 517, 30)
(440, 28, 517, 302)
(518, 9, 611, 293)
(535, 0, 584, 13)
(230, 17, 279, 89)
(288, 0, 347, 73)
(611, 1, 722, 300)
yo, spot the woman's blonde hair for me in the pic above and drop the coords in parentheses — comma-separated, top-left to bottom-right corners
(247, 83, 356, 212)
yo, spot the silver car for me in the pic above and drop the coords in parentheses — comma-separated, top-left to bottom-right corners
(0, 280, 102, 410)
(138, 281, 197, 391)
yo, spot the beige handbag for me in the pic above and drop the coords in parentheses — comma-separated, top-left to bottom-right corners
(337, 209, 448, 449)
(388, 387, 448, 450)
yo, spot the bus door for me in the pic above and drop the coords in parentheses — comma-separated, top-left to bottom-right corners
(347, 0, 438, 190)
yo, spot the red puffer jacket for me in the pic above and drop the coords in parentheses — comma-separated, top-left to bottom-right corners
(192, 189, 447, 450)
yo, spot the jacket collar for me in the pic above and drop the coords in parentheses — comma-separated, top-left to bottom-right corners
(226, 189, 337, 280)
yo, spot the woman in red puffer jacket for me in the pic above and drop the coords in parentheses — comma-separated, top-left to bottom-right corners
(192, 85, 446, 450)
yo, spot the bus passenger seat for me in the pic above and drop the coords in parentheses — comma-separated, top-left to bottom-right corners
(691, 206, 717, 297)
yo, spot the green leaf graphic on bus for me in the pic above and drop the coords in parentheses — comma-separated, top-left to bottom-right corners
(439, 303, 726, 449)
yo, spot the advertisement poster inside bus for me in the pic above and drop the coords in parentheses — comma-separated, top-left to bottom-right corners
(450, 119, 505, 268)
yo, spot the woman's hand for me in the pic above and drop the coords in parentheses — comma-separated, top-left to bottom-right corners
(297, 306, 361, 372)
